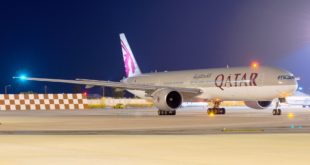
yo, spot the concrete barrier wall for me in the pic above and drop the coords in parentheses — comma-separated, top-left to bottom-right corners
(0, 94, 88, 110)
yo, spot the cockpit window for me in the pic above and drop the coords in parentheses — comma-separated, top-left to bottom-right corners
(278, 75, 295, 80)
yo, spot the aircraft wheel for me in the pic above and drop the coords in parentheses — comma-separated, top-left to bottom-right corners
(272, 109, 277, 115)
(168, 110, 176, 115)
(219, 108, 225, 114)
(158, 110, 166, 116)
(207, 108, 212, 115)
(277, 109, 282, 115)
(164, 110, 168, 115)
(221, 108, 226, 115)
(158, 110, 162, 115)
(217, 108, 221, 114)
(273, 109, 282, 115)
(172, 110, 176, 115)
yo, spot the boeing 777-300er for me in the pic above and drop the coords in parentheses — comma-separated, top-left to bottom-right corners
(14, 33, 298, 116)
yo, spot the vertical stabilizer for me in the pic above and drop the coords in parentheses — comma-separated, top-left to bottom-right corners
(120, 33, 141, 77)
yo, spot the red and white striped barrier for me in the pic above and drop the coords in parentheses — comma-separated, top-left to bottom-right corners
(0, 94, 88, 110)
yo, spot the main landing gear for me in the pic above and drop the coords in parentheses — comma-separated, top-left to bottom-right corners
(272, 101, 281, 116)
(158, 109, 176, 116)
(207, 101, 226, 115)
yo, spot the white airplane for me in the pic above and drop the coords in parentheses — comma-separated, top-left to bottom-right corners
(286, 91, 310, 108)
(14, 33, 298, 116)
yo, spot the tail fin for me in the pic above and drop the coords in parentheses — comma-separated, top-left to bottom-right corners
(120, 33, 141, 78)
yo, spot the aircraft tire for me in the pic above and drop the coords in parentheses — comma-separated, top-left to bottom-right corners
(172, 110, 176, 115)
(207, 108, 212, 115)
(277, 109, 281, 115)
(273, 109, 282, 115)
(158, 110, 162, 115)
(272, 109, 277, 115)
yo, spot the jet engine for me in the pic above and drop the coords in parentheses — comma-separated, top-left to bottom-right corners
(152, 89, 183, 111)
(244, 101, 272, 109)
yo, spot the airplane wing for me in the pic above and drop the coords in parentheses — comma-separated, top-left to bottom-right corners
(13, 77, 202, 95)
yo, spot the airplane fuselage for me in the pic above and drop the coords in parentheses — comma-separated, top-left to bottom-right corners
(124, 66, 298, 101)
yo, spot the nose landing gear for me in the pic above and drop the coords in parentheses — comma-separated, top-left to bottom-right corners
(272, 101, 282, 116)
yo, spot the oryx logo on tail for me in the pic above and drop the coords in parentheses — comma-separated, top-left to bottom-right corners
(120, 33, 141, 78)
(121, 41, 135, 77)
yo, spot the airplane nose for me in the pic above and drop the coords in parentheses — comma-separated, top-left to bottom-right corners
(293, 78, 298, 92)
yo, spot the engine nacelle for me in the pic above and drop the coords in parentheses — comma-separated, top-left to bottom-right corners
(152, 89, 183, 111)
(244, 101, 272, 110)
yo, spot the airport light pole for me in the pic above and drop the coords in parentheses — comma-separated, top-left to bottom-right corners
(44, 85, 48, 94)
(4, 84, 11, 94)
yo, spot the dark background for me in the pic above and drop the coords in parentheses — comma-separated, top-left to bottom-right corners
(1, 0, 309, 95)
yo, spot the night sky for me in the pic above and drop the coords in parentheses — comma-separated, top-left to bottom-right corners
(1, 0, 310, 94)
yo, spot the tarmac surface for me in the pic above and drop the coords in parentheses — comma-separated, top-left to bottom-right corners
(0, 107, 310, 165)
(0, 107, 309, 135)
